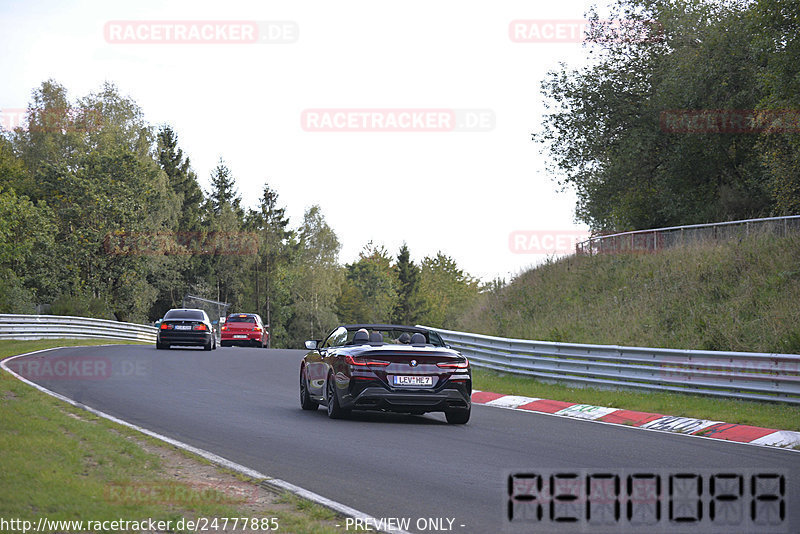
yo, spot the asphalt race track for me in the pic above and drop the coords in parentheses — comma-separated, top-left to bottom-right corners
(9, 345, 799, 533)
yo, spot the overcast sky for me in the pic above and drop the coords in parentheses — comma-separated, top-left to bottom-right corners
(1, 0, 605, 282)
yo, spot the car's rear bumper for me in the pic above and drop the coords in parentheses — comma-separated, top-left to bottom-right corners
(343, 382, 471, 414)
(157, 331, 211, 346)
(221, 333, 265, 346)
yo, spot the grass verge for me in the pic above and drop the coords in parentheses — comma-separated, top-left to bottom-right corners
(0, 339, 343, 533)
(473, 368, 800, 432)
(0, 338, 144, 359)
(460, 233, 800, 353)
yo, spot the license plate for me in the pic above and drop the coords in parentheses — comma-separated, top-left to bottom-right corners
(234, 334, 248, 339)
(174, 325, 192, 330)
(392, 375, 433, 387)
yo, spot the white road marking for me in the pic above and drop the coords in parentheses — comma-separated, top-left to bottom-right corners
(1, 347, 412, 534)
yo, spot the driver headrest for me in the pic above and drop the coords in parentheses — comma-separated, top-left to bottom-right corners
(368, 331, 383, 343)
(353, 330, 369, 344)
(410, 332, 426, 345)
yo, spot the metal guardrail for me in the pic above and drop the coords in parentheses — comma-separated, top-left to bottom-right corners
(575, 215, 800, 255)
(0, 314, 157, 343)
(420, 326, 800, 404)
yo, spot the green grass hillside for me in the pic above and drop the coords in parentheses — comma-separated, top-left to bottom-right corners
(460, 233, 800, 354)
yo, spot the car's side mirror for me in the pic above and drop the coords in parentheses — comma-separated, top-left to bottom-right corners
(304, 340, 318, 350)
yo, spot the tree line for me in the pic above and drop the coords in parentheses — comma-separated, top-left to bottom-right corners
(0, 80, 480, 347)
(538, 0, 799, 233)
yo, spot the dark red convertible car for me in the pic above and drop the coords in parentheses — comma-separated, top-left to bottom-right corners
(300, 324, 471, 423)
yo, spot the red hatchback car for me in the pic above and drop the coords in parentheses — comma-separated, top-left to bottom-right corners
(220, 313, 269, 348)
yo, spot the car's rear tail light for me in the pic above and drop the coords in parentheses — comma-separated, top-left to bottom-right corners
(160, 323, 173, 330)
(193, 324, 207, 331)
(254, 326, 262, 331)
(345, 355, 390, 367)
(221, 326, 228, 331)
(436, 359, 469, 369)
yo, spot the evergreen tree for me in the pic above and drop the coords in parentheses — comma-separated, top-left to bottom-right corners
(393, 243, 422, 325)
(156, 125, 203, 230)
(208, 158, 241, 216)
(148, 126, 206, 318)
(252, 183, 293, 346)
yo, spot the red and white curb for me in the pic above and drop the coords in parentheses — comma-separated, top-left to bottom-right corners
(472, 390, 800, 450)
